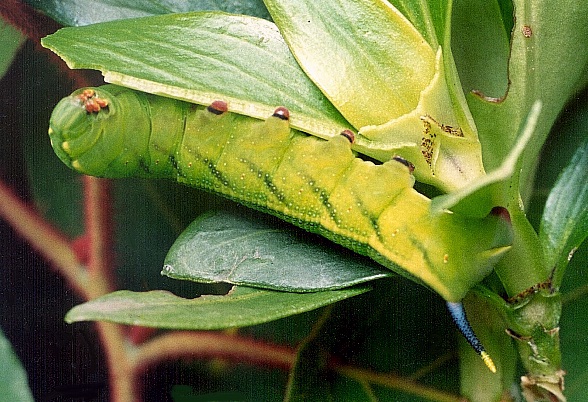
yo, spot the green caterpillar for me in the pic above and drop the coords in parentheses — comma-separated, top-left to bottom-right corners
(49, 85, 511, 372)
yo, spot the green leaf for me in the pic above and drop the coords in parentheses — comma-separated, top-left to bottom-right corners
(0, 18, 25, 79)
(41, 12, 350, 138)
(65, 285, 369, 329)
(163, 210, 391, 292)
(26, 0, 270, 26)
(0, 328, 34, 402)
(264, 0, 436, 128)
(451, 0, 510, 99)
(466, 0, 588, 188)
(387, 0, 445, 49)
(559, 244, 588, 402)
(540, 136, 588, 287)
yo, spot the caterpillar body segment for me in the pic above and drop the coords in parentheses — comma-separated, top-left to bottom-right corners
(49, 85, 512, 304)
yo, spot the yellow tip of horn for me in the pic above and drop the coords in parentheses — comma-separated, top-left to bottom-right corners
(481, 351, 497, 373)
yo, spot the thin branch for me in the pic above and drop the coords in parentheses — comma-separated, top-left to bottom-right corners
(80, 176, 137, 401)
(132, 331, 296, 375)
(336, 365, 466, 402)
(409, 351, 455, 380)
(83, 176, 116, 297)
(0, 180, 88, 296)
(96, 322, 138, 402)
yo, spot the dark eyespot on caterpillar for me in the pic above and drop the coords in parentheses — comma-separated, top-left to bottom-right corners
(207, 100, 228, 115)
(272, 106, 290, 121)
(340, 129, 355, 144)
(49, 85, 512, 371)
(392, 155, 415, 173)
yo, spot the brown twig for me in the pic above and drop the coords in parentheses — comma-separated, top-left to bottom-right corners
(0, 180, 88, 297)
(82, 176, 116, 297)
(134, 331, 296, 374)
(132, 330, 466, 402)
(79, 176, 137, 401)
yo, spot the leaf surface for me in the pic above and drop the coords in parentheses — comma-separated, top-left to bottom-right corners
(26, 0, 270, 26)
(387, 0, 445, 49)
(265, 0, 487, 192)
(0, 19, 25, 79)
(540, 136, 588, 286)
(0, 328, 34, 402)
(264, 0, 436, 128)
(163, 210, 391, 291)
(41, 12, 350, 138)
(465, 0, 588, 187)
(65, 286, 369, 329)
(451, 0, 510, 100)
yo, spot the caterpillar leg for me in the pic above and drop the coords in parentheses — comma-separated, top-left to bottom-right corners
(446, 301, 496, 373)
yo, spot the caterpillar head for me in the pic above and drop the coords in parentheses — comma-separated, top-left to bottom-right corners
(49, 87, 115, 174)
(48, 85, 153, 177)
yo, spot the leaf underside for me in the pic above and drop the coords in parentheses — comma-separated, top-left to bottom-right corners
(65, 285, 370, 329)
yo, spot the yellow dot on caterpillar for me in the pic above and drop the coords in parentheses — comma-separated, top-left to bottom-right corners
(443, 254, 449, 264)
(481, 351, 497, 373)
(61, 141, 71, 152)
(71, 160, 82, 170)
(48, 128, 54, 135)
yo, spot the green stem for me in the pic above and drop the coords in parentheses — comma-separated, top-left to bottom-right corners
(494, 192, 551, 298)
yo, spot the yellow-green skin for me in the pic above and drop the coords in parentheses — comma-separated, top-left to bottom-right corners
(49, 85, 511, 302)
